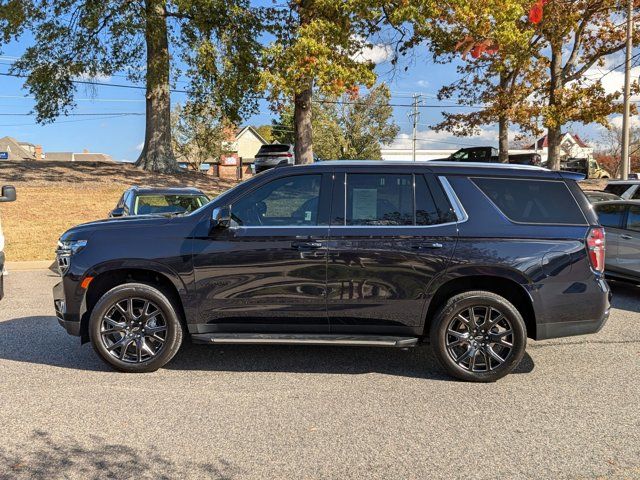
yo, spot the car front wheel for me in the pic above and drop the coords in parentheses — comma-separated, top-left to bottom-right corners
(89, 283, 184, 373)
(430, 291, 527, 382)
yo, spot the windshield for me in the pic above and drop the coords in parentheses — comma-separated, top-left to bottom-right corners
(134, 194, 209, 215)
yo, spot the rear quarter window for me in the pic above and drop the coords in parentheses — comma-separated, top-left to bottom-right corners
(471, 177, 587, 225)
(604, 184, 632, 196)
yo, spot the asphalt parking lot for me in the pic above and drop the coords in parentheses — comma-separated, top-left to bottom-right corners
(0, 270, 639, 479)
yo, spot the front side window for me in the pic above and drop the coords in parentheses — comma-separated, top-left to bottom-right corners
(596, 204, 626, 228)
(232, 174, 322, 226)
(346, 174, 413, 226)
(472, 177, 586, 225)
(626, 206, 640, 232)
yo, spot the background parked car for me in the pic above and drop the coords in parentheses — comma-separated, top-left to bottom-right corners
(254, 144, 295, 173)
(583, 190, 621, 203)
(442, 147, 541, 166)
(109, 186, 209, 217)
(593, 200, 640, 284)
(603, 180, 640, 199)
(0, 185, 17, 300)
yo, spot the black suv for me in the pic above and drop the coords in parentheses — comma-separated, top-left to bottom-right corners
(53, 162, 610, 381)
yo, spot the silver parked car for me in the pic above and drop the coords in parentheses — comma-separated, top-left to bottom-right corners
(594, 200, 640, 283)
(254, 144, 295, 173)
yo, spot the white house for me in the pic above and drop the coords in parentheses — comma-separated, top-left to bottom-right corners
(523, 133, 593, 164)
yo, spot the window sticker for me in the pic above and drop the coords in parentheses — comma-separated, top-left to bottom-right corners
(352, 188, 377, 220)
(305, 211, 312, 222)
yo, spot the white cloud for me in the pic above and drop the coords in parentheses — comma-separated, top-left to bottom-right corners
(352, 42, 394, 65)
(389, 126, 518, 150)
(581, 65, 640, 101)
(416, 80, 429, 88)
(609, 114, 640, 129)
(74, 72, 112, 82)
(135, 142, 144, 151)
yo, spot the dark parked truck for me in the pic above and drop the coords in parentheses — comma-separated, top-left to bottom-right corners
(560, 157, 610, 179)
(0, 185, 17, 300)
(445, 147, 542, 166)
(53, 161, 610, 382)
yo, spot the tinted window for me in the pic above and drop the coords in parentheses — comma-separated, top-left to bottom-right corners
(415, 175, 455, 225)
(627, 206, 640, 232)
(596, 204, 625, 228)
(257, 145, 290, 154)
(472, 178, 586, 224)
(604, 184, 632, 196)
(632, 188, 640, 200)
(232, 174, 322, 226)
(346, 174, 413, 226)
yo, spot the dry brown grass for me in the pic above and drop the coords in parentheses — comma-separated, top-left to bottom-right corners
(0, 161, 238, 261)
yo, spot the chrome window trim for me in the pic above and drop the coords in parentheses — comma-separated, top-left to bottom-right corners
(438, 176, 468, 223)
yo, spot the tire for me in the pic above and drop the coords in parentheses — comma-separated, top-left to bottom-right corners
(429, 291, 527, 382)
(88, 283, 184, 373)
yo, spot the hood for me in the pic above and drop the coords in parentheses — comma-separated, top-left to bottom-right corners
(60, 214, 173, 242)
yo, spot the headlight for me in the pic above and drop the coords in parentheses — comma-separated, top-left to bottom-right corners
(56, 240, 88, 274)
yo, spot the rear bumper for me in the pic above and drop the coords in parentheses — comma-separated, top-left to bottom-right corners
(534, 277, 611, 340)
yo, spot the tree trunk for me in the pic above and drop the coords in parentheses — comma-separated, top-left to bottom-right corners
(135, 0, 177, 173)
(294, 79, 314, 165)
(546, 42, 563, 170)
(498, 73, 509, 163)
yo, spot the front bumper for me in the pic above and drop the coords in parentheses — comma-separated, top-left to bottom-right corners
(53, 279, 84, 337)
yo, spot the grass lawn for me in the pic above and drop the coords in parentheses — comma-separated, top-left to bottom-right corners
(0, 161, 238, 261)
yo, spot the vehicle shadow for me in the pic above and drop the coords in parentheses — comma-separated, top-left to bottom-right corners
(609, 280, 640, 314)
(0, 315, 535, 379)
(0, 430, 236, 480)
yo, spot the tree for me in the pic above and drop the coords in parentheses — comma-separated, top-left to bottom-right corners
(253, 125, 274, 143)
(260, 1, 381, 164)
(597, 123, 640, 176)
(534, 0, 640, 169)
(10, 0, 262, 172)
(171, 101, 230, 172)
(273, 84, 399, 160)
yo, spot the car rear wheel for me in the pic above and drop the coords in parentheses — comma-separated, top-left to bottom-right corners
(89, 283, 184, 373)
(430, 291, 527, 382)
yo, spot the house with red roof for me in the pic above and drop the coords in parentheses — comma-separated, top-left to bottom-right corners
(524, 133, 593, 164)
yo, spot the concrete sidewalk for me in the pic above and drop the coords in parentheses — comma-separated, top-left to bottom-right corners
(5, 260, 55, 271)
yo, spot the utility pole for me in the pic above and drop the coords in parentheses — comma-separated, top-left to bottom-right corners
(620, 0, 634, 180)
(408, 93, 421, 162)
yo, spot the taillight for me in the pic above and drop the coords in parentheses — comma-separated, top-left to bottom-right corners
(586, 227, 605, 273)
(284, 153, 293, 157)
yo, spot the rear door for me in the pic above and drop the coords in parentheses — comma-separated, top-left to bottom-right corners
(617, 205, 640, 277)
(326, 170, 458, 336)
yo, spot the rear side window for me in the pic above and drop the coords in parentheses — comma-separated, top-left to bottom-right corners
(627, 206, 640, 231)
(604, 184, 632, 196)
(257, 145, 290, 154)
(346, 174, 413, 226)
(595, 204, 625, 228)
(472, 177, 586, 225)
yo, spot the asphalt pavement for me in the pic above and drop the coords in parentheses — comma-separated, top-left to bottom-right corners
(0, 270, 639, 479)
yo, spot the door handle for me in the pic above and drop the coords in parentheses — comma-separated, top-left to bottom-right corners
(291, 241, 323, 250)
(620, 234, 633, 240)
(411, 242, 444, 250)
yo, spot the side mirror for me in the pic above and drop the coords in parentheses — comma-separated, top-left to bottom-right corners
(0, 185, 16, 203)
(211, 206, 231, 230)
(110, 207, 125, 218)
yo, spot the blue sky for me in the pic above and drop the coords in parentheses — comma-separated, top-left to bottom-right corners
(0, 21, 636, 161)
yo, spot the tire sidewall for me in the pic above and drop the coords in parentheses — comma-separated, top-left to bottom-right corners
(430, 292, 527, 382)
(89, 283, 183, 373)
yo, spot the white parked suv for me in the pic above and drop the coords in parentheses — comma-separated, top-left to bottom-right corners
(0, 185, 17, 299)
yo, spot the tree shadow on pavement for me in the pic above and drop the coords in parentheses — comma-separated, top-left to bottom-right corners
(0, 430, 237, 480)
(0, 315, 535, 379)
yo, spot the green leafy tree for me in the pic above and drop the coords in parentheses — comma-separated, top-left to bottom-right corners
(260, 0, 381, 164)
(253, 125, 274, 143)
(9, 0, 262, 172)
(171, 101, 230, 172)
(273, 84, 399, 160)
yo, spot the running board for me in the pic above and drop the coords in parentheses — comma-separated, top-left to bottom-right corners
(190, 333, 419, 348)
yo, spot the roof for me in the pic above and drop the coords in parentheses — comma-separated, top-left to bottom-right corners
(45, 152, 74, 161)
(311, 160, 546, 171)
(0, 136, 36, 160)
(606, 180, 640, 185)
(73, 153, 113, 162)
(525, 133, 591, 150)
(235, 126, 268, 144)
(129, 186, 206, 195)
(592, 199, 640, 206)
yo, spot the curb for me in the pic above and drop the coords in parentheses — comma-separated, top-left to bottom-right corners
(5, 260, 55, 271)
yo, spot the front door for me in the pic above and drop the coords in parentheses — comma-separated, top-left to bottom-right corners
(192, 173, 331, 333)
(326, 171, 458, 336)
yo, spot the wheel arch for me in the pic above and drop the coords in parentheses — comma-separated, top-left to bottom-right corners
(424, 274, 536, 339)
(79, 262, 188, 343)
